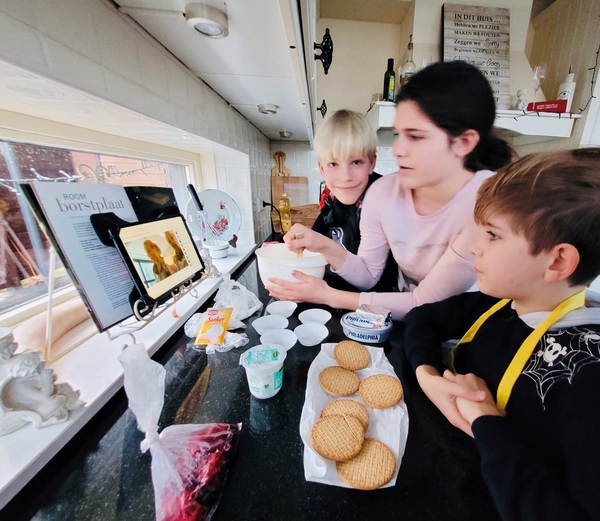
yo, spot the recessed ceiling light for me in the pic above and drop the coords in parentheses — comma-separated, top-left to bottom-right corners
(185, 3, 229, 38)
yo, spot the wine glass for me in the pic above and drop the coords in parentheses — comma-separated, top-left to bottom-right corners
(532, 63, 547, 109)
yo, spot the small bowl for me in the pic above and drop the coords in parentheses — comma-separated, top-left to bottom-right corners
(252, 315, 289, 335)
(298, 308, 332, 325)
(204, 239, 229, 259)
(260, 329, 298, 351)
(294, 323, 329, 347)
(266, 301, 298, 318)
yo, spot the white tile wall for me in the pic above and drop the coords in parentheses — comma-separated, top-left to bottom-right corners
(0, 0, 274, 245)
(374, 145, 398, 176)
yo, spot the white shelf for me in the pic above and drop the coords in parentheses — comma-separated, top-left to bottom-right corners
(366, 103, 581, 144)
(494, 109, 581, 145)
(366, 101, 396, 131)
(0, 242, 256, 509)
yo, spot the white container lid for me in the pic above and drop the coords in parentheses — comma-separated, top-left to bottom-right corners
(341, 312, 393, 332)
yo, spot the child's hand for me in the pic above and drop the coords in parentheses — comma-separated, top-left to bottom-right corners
(444, 372, 505, 436)
(266, 271, 331, 304)
(283, 224, 330, 256)
(416, 366, 487, 436)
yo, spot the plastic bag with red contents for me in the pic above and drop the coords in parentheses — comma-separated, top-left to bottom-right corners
(119, 343, 241, 521)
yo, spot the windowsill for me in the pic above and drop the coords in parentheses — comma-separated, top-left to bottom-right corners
(0, 242, 256, 509)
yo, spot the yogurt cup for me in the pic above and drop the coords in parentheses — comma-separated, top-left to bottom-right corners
(340, 312, 393, 344)
(240, 344, 287, 399)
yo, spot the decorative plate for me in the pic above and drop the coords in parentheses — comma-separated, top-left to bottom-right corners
(185, 189, 242, 243)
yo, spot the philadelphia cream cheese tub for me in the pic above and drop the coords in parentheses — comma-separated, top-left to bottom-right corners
(340, 312, 393, 344)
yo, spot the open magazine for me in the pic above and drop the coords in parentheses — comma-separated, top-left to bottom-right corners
(21, 182, 192, 331)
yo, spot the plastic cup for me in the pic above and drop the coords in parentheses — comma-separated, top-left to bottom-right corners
(260, 329, 297, 351)
(294, 323, 328, 347)
(239, 344, 287, 399)
(266, 300, 298, 318)
(298, 308, 332, 325)
(252, 315, 289, 335)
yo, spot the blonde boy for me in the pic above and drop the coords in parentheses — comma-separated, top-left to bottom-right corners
(305, 110, 397, 292)
(404, 148, 600, 520)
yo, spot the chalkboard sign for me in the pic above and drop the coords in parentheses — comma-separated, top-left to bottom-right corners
(442, 4, 510, 109)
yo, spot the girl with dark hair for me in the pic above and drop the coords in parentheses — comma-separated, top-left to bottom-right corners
(396, 60, 512, 172)
(268, 61, 513, 320)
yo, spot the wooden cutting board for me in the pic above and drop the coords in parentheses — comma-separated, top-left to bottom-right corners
(270, 150, 315, 232)
(271, 176, 309, 208)
(271, 176, 312, 233)
(271, 176, 310, 233)
(291, 203, 320, 227)
(271, 204, 320, 233)
(271, 151, 291, 177)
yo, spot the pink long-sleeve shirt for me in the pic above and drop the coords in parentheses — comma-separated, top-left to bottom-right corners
(333, 170, 494, 320)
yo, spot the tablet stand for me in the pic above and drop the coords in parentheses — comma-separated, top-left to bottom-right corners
(43, 246, 214, 355)
(104, 270, 213, 347)
(42, 247, 96, 362)
(44, 246, 56, 362)
(90, 212, 210, 336)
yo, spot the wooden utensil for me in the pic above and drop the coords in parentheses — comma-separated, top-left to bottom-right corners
(295, 233, 304, 258)
(271, 151, 291, 177)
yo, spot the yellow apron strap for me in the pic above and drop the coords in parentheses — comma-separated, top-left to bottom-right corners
(459, 299, 511, 344)
(449, 298, 511, 371)
(496, 290, 586, 409)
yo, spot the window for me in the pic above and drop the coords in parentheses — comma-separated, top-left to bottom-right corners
(0, 139, 192, 318)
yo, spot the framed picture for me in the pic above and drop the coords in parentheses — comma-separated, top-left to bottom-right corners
(442, 4, 511, 109)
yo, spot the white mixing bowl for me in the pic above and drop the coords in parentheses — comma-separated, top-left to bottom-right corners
(255, 243, 328, 286)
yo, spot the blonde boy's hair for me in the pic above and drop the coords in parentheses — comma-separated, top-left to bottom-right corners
(314, 109, 377, 163)
(474, 148, 600, 286)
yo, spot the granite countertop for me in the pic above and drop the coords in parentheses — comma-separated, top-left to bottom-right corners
(1, 257, 501, 521)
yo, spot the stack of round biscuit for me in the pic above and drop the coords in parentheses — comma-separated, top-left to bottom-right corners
(309, 340, 404, 489)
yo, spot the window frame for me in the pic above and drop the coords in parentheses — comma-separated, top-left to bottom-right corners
(0, 109, 205, 327)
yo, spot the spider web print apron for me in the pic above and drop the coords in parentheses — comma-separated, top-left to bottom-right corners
(451, 291, 586, 410)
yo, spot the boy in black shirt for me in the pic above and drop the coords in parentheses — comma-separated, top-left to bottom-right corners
(404, 148, 600, 521)
(310, 110, 397, 292)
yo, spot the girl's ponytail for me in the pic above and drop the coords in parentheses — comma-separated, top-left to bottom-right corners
(465, 133, 514, 172)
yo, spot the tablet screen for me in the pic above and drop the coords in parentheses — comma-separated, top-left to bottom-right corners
(116, 216, 205, 301)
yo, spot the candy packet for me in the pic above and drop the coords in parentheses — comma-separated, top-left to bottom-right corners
(194, 308, 233, 345)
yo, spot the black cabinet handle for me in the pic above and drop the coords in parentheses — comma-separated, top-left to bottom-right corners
(314, 28, 333, 75)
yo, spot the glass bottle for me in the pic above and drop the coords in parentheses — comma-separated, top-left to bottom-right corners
(278, 192, 292, 234)
(382, 58, 395, 102)
(399, 34, 416, 89)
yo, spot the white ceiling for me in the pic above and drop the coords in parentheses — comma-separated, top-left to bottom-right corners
(0, 0, 551, 152)
(115, 0, 313, 142)
(320, 0, 412, 24)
